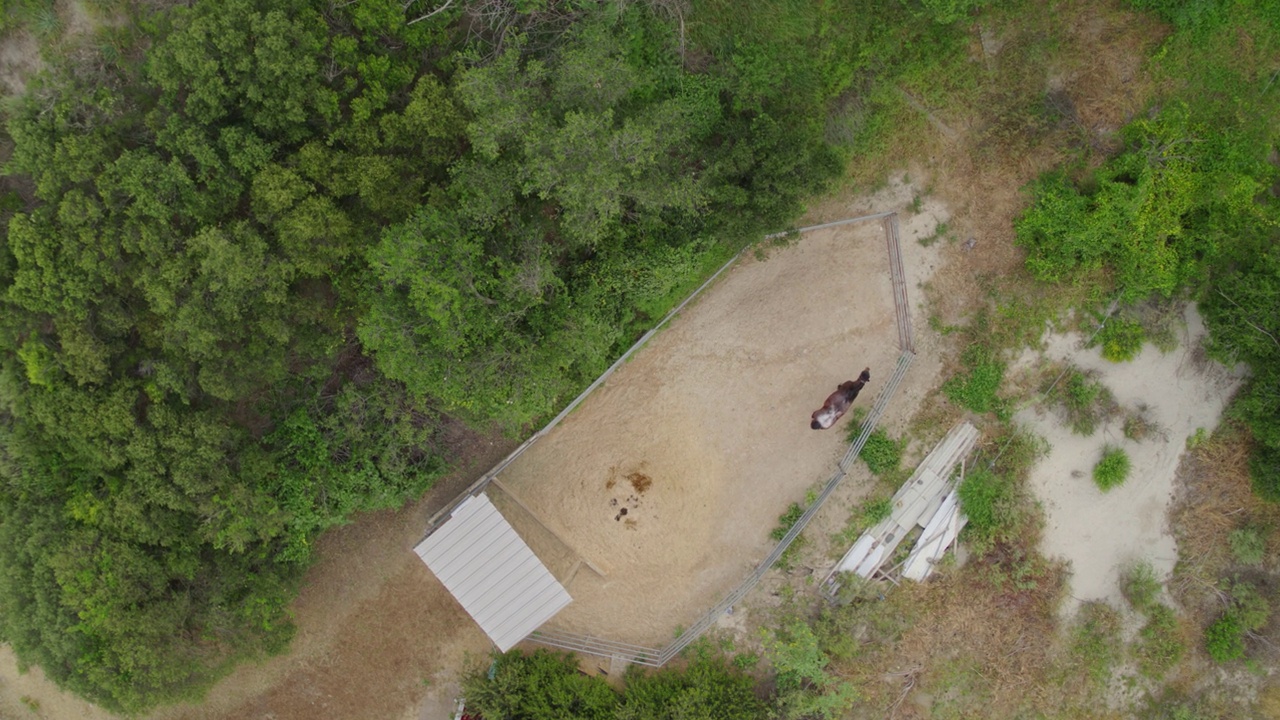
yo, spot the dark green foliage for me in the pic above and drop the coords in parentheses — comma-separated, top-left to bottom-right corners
(942, 344, 1007, 416)
(770, 502, 807, 569)
(763, 620, 860, 719)
(463, 650, 619, 720)
(462, 648, 768, 720)
(1203, 579, 1270, 663)
(617, 649, 768, 720)
(0, 0, 455, 710)
(855, 428, 904, 476)
(360, 7, 845, 429)
(1022, 0, 1280, 501)
(863, 497, 893, 525)
(1135, 604, 1185, 677)
(1204, 612, 1245, 663)
(1092, 446, 1131, 491)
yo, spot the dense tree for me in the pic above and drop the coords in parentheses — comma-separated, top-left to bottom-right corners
(0, 0, 459, 710)
(462, 648, 768, 720)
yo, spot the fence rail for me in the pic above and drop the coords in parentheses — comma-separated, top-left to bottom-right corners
(528, 630, 664, 666)
(884, 214, 914, 354)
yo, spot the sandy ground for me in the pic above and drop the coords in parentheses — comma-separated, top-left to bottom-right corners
(1014, 305, 1245, 616)
(494, 220, 901, 646)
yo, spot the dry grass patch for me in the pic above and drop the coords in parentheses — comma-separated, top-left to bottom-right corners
(1168, 425, 1280, 711)
(818, 537, 1091, 719)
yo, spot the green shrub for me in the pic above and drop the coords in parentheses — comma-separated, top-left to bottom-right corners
(863, 497, 893, 525)
(1204, 612, 1245, 663)
(857, 429, 904, 476)
(1092, 446, 1131, 491)
(1203, 579, 1272, 664)
(464, 650, 620, 719)
(619, 650, 767, 720)
(1227, 580, 1270, 632)
(1251, 444, 1280, 502)
(1097, 317, 1146, 362)
(832, 497, 893, 549)
(1135, 604, 1185, 678)
(1121, 560, 1161, 612)
(764, 620, 860, 720)
(943, 345, 1007, 416)
(771, 503, 807, 569)
(958, 468, 1012, 541)
(1228, 526, 1267, 566)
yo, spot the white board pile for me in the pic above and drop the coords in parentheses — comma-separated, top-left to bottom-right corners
(823, 421, 979, 596)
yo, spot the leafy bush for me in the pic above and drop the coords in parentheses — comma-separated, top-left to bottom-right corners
(863, 497, 893, 525)
(1228, 526, 1267, 566)
(1135, 604, 1185, 677)
(1121, 560, 1161, 612)
(857, 429, 904, 476)
(463, 650, 619, 720)
(771, 503, 808, 569)
(464, 647, 770, 720)
(1204, 580, 1271, 664)
(832, 496, 893, 549)
(1250, 443, 1280, 502)
(958, 468, 1013, 541)
(763, 620, 860, 720)
(1097, 317, 1146, 362)
(1092, 446, 1131, 491)
(618, 648, 768, 720)
(1204, 612, 1245, 663)
(1226, 579, 1271, 632)
(943, 344, 1007, 416)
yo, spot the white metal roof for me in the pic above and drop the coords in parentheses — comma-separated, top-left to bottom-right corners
(414, 493, 572, 652)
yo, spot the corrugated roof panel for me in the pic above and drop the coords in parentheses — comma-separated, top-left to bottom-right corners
(415, 494, 572, 652)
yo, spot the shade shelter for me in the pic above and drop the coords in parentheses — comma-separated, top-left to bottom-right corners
(414, 493, 572, 651)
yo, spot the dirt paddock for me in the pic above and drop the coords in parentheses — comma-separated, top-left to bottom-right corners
(491, 220, 902, 647)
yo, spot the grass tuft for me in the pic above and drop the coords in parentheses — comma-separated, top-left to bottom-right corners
(1134, 604, 1185, 678)
(1092, 445, 1130, 491)
(1121, 559, 1161, 612)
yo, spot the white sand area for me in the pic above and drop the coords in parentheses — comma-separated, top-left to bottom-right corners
(1015, 305, 1245, 615)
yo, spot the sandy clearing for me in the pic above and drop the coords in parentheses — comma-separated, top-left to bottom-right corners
(495, 220, 902, 647)
(1015, 305, 1245, 615)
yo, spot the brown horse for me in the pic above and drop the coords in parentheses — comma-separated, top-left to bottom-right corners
(810, 368, 871, 430)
